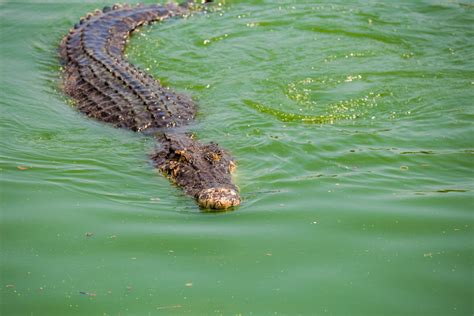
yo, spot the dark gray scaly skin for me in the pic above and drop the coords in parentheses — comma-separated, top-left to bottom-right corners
(59, 1, 240, 209)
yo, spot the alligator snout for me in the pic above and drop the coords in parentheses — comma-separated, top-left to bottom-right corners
(197, 187, 240, 210)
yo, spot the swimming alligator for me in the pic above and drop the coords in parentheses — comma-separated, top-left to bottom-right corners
(59, 1, 240, 209)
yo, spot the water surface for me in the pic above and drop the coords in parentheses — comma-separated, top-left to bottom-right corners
(1, 0, 473, 315)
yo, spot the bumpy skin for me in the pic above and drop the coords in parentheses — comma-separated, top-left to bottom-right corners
(59, 1, 240, 209)
(152, 133, 240, 209)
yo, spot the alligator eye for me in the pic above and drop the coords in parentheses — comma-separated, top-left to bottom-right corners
(211, 152, 221, 161)
(204, 151, 222, 163)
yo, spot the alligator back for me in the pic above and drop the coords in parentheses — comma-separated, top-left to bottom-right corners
(59, 3, 195, 132)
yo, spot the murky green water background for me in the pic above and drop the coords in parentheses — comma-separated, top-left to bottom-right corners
(1, 0, 473, 315)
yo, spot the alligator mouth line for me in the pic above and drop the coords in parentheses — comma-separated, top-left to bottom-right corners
(59, 1, 240, 210)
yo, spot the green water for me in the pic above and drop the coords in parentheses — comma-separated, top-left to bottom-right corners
(1, 0, 473, 315)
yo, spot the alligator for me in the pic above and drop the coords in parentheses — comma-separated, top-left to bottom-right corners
(59, 1, 240, 209)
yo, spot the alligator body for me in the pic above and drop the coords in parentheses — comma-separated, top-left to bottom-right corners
(59, 1, 240, 209)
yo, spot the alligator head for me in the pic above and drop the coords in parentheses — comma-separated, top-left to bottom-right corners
(153, 133, 240, 210)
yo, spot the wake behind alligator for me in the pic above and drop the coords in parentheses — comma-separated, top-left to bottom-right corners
(59, 1, 240, 209)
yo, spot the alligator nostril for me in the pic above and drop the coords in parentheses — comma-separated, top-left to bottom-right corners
(197, 188, 240, 210)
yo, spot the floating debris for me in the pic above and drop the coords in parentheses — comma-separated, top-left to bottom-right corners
(156, 304, 182, 310)
(436, 189, 468, 193)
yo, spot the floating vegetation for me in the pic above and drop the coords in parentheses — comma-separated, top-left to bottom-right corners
(283, 76, 384, 122)
(243, 99, 347, 124)
(199, 33, 230, 46)
(243, 75, 384, 124)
